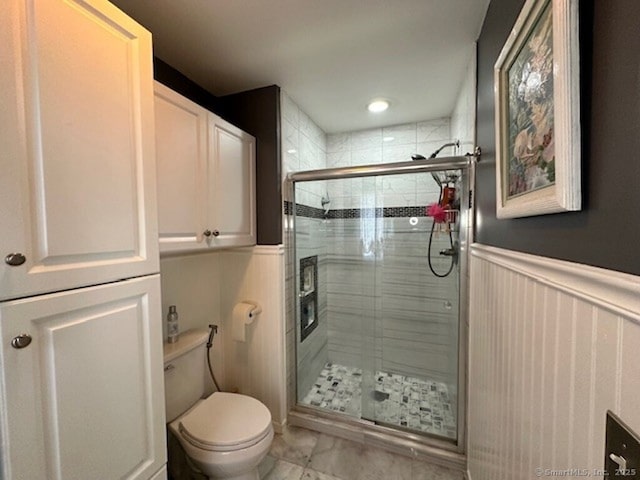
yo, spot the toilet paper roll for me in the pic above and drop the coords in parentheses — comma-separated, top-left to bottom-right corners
(232, 302, 257, 342)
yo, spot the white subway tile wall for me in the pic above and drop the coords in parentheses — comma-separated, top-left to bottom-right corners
(281, 92, 327, 210)
(450, 46, 477, 157)
(293, 215, 329, 400)
(325, 118, 452, 210)
(324, 214, 459, 386)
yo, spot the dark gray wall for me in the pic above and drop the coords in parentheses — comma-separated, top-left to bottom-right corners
(476, 0, 640, 275)
(218, 86, 282, 245)
(153, 57, 221, 113)
(153, 59, 282, 246)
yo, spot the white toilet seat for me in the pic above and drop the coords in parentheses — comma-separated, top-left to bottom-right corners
(178, 392, 272, 452)
(180, 424, 272, 452)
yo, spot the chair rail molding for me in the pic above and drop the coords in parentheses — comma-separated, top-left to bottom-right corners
(471, 244, 640, 323)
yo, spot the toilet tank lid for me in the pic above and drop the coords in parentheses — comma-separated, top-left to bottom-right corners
(163, 328, 209, 363)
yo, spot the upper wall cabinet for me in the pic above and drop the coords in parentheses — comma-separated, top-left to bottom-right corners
(0, 0, 159, 301)
(154, 82, 256, 254)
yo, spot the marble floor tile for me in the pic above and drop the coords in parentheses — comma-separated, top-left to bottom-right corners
(270, 425, 320, 466)
(259, 427, 464, 480)
(306, 434, 366, 480)
(306, 433, 418, 480)
(258, 455, 305, 480)
(411, 459, 465, 480)
(300, 468, 343, 480)
(358, 445, 412, 480)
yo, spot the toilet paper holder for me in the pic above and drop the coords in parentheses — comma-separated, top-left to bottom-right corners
(244, 301, 262, 318)
(232, 301, 262, 343)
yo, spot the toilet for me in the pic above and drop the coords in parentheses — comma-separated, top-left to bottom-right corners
(163, 329, 274, 480)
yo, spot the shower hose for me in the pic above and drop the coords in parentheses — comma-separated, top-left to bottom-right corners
(427, 182, 456, 278)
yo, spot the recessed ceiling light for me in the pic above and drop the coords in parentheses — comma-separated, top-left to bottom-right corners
(367, 100, 389, 113)
(287, 149, 297, 154)
(383, 136, 395, 142)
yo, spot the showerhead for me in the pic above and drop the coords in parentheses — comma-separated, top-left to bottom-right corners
(410, 144, 460, 188)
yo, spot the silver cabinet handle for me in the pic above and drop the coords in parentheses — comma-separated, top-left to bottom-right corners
(5, 253, 26, 266)
(212, 230, 220, 237)
(11, 334, 32, 349)
(203, 230, 212, 237)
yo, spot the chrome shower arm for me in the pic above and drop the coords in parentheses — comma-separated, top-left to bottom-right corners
(429, 140, 460, 159)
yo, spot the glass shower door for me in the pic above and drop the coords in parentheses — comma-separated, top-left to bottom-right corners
(295, 176, 377, 419)
(360, 170, 461, 440)
(292, 164, 468, 443)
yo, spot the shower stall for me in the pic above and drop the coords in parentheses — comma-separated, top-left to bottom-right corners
(285, 154, 477, 455)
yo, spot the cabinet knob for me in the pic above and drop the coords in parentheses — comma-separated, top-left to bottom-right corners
(11, 334, 32, 349)
(212, 230, 220, 237)
(203, 230, 212, 237)
(5, 253, 26, 266)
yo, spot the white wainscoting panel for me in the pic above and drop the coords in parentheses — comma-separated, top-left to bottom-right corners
(468, 244, 640, 480)
(219, 246, 287, 430)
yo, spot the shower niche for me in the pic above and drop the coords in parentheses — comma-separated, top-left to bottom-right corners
(299, 255, 318, 342)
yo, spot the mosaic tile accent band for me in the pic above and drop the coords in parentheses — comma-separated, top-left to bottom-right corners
(301, 362, 456, 439)
(284, 201, 431, 219)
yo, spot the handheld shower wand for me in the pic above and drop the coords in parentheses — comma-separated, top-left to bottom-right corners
(411, 141, 461, 278)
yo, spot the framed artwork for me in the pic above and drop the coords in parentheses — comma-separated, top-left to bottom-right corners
(494, 0, 581, 218)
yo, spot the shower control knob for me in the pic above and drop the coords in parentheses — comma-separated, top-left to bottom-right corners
(211, 229, 220, 237)
(11, 334, 32, 349)
(5, 253, 26, 266)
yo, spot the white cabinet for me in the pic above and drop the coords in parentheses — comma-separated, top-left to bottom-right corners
(0, 2, 166, 479)
(0, 0, 159, 302)
(153, 82, 208, 251)
(208, 116, 257, 248)
(0, 276, 166, 480)
(154, 83, 256, 254)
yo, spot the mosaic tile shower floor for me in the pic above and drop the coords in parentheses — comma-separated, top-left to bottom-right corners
(301, 363, 457, 439)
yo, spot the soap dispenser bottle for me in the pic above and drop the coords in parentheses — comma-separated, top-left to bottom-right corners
(167, 305, 179, 343)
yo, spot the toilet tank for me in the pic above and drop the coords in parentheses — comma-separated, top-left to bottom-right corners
(163, 329, 210, 422)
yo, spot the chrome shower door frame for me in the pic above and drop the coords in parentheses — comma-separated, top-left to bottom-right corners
(284, 155, 476, 459)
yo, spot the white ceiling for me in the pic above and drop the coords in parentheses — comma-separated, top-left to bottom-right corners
(109, 0, 490, 134)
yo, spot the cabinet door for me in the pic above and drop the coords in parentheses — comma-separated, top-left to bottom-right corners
(0, 275, 166, 480)
(208, 115, 257, 248)
(154, 82, 209, 254)
(0, 0, 159, 301)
